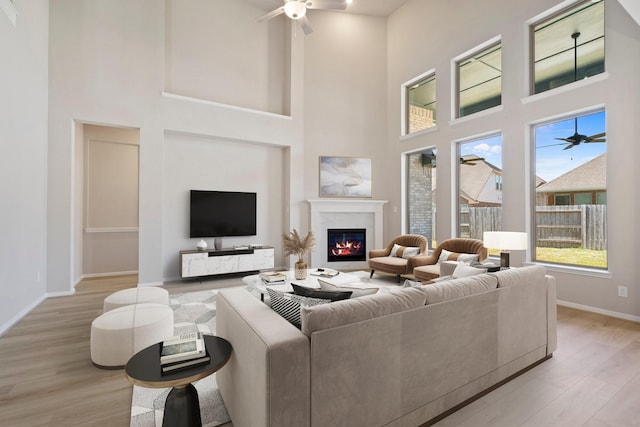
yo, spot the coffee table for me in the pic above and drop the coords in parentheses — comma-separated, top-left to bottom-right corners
(125, 335, 232, 427)
(243, 269, 372, 301)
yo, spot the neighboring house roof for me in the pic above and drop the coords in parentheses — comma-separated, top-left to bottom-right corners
(537, 153, 606, 193)
(459, 159, 501, 203)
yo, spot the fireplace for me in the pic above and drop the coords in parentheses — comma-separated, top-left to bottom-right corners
(327, 228, 366, 262)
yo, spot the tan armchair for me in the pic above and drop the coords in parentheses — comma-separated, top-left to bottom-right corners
(412, 238, 487, 281)
(368, 234, 428, 283)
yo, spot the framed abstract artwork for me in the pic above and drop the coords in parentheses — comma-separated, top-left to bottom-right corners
(319, 156, 372, 198)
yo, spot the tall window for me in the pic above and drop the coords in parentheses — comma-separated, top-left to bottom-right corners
(406, 149, 437, 249)
(531, 0, 604, 95)
(533, 110, 607, 269)
(404, 71, 436, 135)
(456, 135, 502, 240)
(456, 40, 502, 118)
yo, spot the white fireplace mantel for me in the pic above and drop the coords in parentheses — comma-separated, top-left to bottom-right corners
(307, 199, 387, 269)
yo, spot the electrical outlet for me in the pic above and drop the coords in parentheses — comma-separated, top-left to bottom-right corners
(618, 285, 628, 298)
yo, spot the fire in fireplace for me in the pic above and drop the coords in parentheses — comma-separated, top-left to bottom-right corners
(327, 228, 366, 262)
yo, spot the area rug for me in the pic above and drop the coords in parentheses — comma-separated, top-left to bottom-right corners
(129, 271, 402, 426)
(130, 285, 257, 427)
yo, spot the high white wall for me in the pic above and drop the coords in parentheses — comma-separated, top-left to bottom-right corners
(0, 1, 49, 330)
(387, 0, 640, 317)
(47, 0, 305, 292)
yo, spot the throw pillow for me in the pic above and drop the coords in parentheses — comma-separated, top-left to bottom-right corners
(452, 263, 487, 278)
(389, 243, 403, 257)
(401, 246, 420, 259)
(291, 284, 352, 301)
(267, 288, 330, 328)
(390, 244, 420, 258)
(457, 253, 480, 264)
(318, 279, 379, 298)
(402, 279, 424, 288)
(438, 249, 453, 263)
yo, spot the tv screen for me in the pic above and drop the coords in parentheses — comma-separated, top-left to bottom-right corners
(190, 190, 257, 238)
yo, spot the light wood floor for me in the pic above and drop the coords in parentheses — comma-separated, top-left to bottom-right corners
(1, 275, 639, 426)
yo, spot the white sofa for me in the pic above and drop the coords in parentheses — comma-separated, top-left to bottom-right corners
(216, 265, 557, 427)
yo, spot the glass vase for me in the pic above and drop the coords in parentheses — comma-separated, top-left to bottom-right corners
(294, 258, 307, 280)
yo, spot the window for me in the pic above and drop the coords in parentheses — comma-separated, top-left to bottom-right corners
(534, 110, 606, 268)
(456, 134, 502, 240)
(406, 149, 437, 249)
(404, 71, 436, 135)
(456, 40, 502, 118)
(531, 0, 604, 95)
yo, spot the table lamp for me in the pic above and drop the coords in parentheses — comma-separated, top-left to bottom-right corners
(483, 231, 527, 268)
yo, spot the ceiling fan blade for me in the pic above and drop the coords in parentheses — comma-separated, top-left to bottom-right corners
(562, 144, 576, 150)
(257, 6, 284, 22)
(555, 137, 576, 143)
(299, 15, 314, 34)
(537, 143, 568, 149)
(306, 0, 347, 10)
(587, 132, 606, 140)
(585, 139, 606, 143)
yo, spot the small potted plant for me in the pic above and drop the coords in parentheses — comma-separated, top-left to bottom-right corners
(282, 229, 316, 280)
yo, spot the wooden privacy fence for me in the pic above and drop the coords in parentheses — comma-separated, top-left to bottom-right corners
(459, 205, 607, 250)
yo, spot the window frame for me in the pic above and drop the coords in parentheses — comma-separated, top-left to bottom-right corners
(452, 36, 503, 120)
(401, 69, 437, 137)
(529, 0, 605, 96)
(531, 108, 607, 270)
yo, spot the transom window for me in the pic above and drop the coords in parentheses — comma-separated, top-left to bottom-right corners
(456, 40, 502, 118)
(404, 71, 436, 135)
(531, 0, 605, 95)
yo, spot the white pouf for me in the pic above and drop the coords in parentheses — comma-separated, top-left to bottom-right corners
(103, 286, 170, 313)
(90, 303, 174, 368)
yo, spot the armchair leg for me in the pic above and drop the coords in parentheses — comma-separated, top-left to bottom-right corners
(397, 275, 401, 283)
(370, 270, 375, 278)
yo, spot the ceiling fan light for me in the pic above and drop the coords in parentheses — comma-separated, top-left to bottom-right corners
(284, 1, 307, 19)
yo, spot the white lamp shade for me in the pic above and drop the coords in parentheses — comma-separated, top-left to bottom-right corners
(284, 1, 307, 19)
(483, 231, 527, 251)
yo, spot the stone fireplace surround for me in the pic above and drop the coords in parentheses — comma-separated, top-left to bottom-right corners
(307, 199, 387, 271)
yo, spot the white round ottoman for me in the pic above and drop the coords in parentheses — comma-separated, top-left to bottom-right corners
(90, 303, 174, 368)
(103, 286, 170, 313)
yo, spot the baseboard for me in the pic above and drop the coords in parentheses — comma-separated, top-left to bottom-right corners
(0, 293, 48, 336)
(557, 300, 640, 323)
(81, 270, 138, 280)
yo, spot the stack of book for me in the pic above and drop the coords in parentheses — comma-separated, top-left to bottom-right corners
(160, 332, 209, 373)
(259, 272, 287, 285)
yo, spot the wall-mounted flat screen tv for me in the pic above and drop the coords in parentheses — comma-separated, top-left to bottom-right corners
(190, 190, 257, 238)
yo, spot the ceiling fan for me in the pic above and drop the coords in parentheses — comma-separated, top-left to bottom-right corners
(552, 117, 606, 150)
(421, 150, 485, 169)
(257, 0, 348, 35)
(541, 32, 606, 151)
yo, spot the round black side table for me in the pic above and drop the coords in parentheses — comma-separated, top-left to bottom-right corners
(125, 334, 232, 427)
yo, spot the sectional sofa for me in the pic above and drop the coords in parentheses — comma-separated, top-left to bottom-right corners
(216, 265, 557, 427)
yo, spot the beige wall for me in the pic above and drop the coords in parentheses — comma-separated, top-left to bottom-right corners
(82, 124, 139, 277)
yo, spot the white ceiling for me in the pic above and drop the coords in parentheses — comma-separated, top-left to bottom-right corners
(245, 0, 409, 17)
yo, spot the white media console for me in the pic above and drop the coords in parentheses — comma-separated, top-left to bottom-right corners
(180, 246, 275, 278)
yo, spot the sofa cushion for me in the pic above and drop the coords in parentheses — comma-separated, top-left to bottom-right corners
(267, 288, 330, 328)
(491, 264, 547, 288)
(317, 279, 379, 298)
(291, 284, 352, 301)
(424, 274, 498, 304)
(300, 287, 427, 336)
